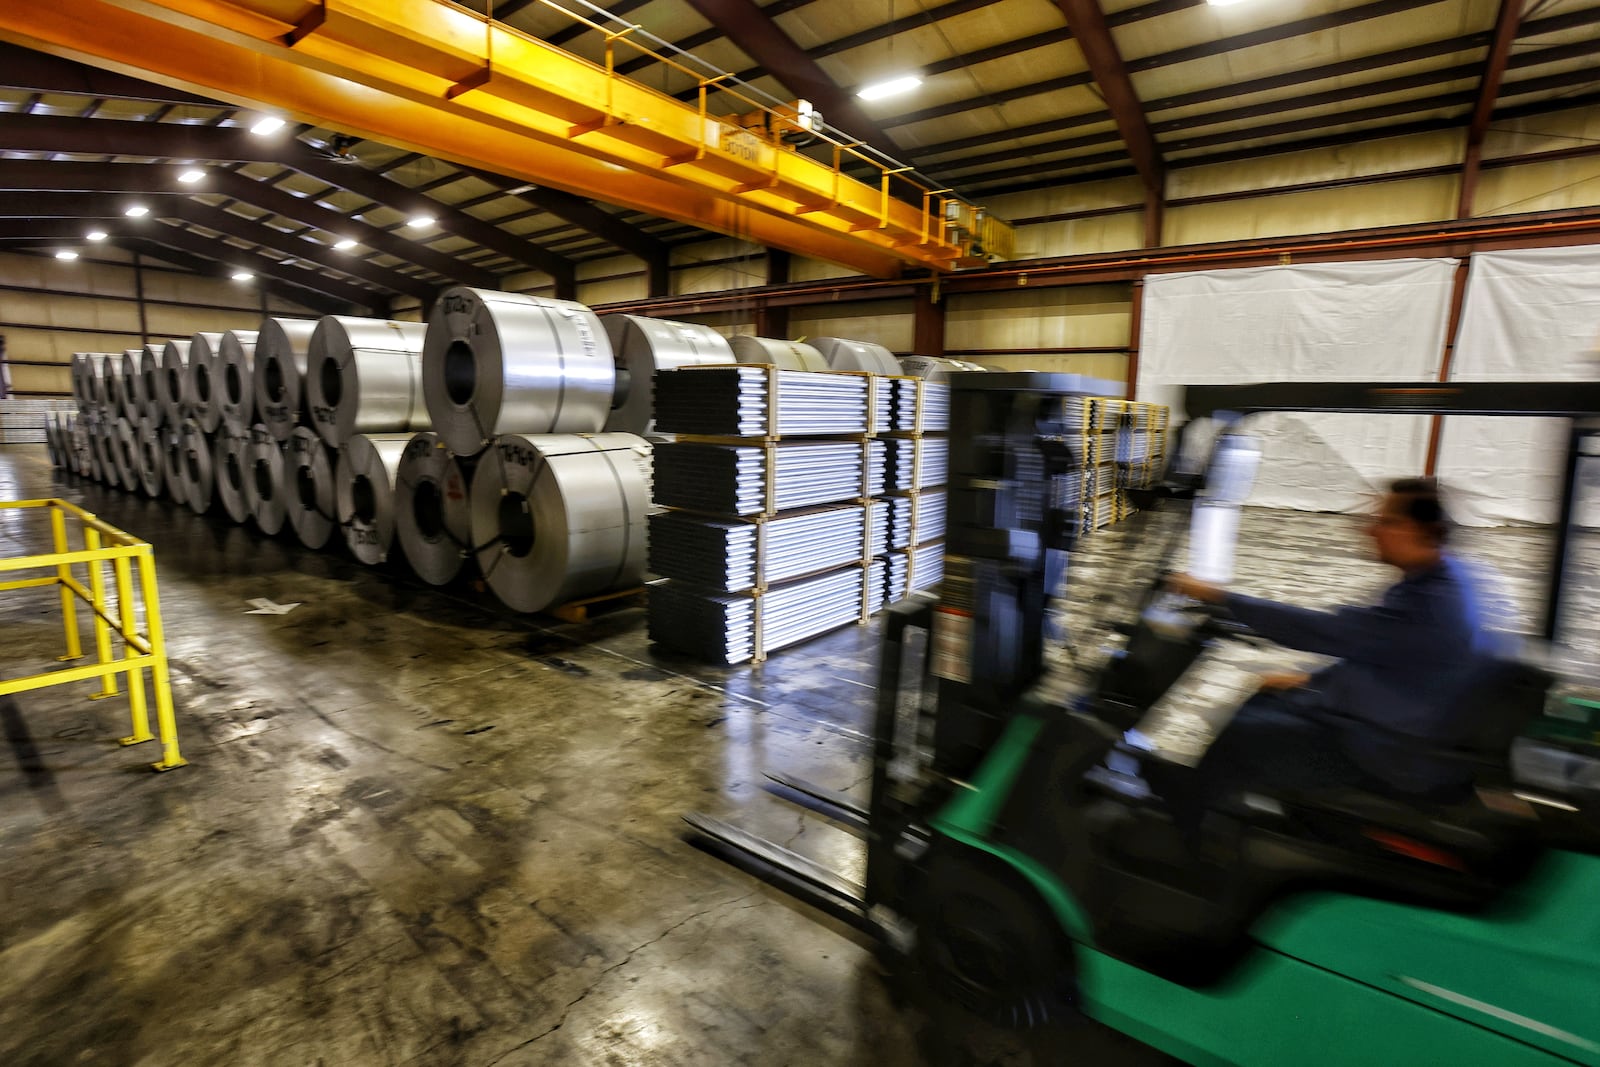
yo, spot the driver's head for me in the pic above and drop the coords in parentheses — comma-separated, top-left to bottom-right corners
(1369, 477, 1450, 571)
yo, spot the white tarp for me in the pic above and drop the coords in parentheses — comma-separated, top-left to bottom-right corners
(1138, 259, 1458, 512)
(1437, 245, 1600, 526)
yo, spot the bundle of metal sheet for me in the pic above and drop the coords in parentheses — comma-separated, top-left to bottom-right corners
(728, 336, 829, 371)
(213, 426, 253, 524)
(648, 503, 888, 592)
(135, 415, 165, 498)
(178, 419, 213, 514)
(422, 287, 614, 458)
(883, 437, 949, 492)
(911, 541, 945, 590)
(647, 561, 884, 664)
(253, 317, 318, 440)
(600, 314, 735, 437)
(187, 332, 226, 433)
(157, 339, 192, 427)
(306, 316, 430, 448)
(286, 427, 337, 549)
(470, 432, 651, 613)
(244, 424, 290, 535)
(879, 490, 947, 549)
(394, 432, 476, 586)
(654, 440, 880, 514)
(336, 432, 413, 564)
(217, 328, 261, 433)
(812, 337, 899, 375)
(654, 366, 870, 437)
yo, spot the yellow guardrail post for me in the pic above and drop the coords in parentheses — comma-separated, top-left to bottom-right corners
(113, 552, 154, 748)
(50, 503, 83, 662)
(82, 526, 119, 699)
(136, 550, 186, 771)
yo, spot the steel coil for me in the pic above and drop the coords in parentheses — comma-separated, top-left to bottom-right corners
(187, 332, 226, 433)
(69, 353, 87, 410)
(158, 339, 192, 427)
(599, 314, 734, 436)
(244, 424, 289, 535)
(128, 344, 163, 424)
(179, 419, 213, 515)
(253, 317, 317, 441)
(112, 350, 140, 422)
(470, 432, 650, 613)
(394, 432, 476, 586)
(82, 353, 115, 413)
(217, 329, 261, 433)
(286, 427, 338, 550)
(111, 417, 139, 488)
(135, 415, 164, 498)
(811, 337, 900, 375)
(894, 355, 987, 381)
(160, 422, 187, 507)
(729, 335, 829, 371)
(213, 426, 252, 524)
(305, 316, 429, 448)
(335, 432, 413, 565)
(422, 287, 614, 458)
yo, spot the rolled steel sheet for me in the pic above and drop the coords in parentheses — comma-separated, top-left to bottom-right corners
(244, 424, 289, 536)
(729, 335, 828, 372)
(160, 422, 188, 507)
(217, 329, 261, 433)
(335, 433, 413, 565)
(136, 415, 165, 498)
(811, 337, 900, 375)
(470, 432, 650, 613)
(253, 317, 317, 441)
(600, 314, 734, 436)
(422, 287, 614, 458)
(286, 427, 338, 550)
(896, 355, 988, 381)
(129, 344, 164, 424)
(114, 350, 141, 422)
(84, 352, 116, 413)
(180, 419, 214, 515)
(187, 332, 226, 433)
(213, 426, 252, 524)
(158, 339, 192, 427)
(112, 417, 140, 489)
(69, 353, 86, 410)
(306, 316, 429, 448)
(394, 432, 476, 586)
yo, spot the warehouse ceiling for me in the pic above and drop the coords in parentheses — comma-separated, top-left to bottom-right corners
(2, 0, 1599, 307)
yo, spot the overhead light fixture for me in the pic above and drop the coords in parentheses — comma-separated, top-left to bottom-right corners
(506, 183, 538, 195)
(334, 238, 358, 251)
(857, 75, 922, 102)
(178, 168, 206, 184)
(55, 250, 79, 261)
(124, 204, 149, 217)
(250, 115, 286, 136)
(406, 215, 436, 229)
(1205, 0, 1254, 6)
(85, 230, 107, 242)
(231, 271, 254, 282)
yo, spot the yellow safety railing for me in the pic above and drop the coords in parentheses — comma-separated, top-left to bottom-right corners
(0, 499, 185, 771)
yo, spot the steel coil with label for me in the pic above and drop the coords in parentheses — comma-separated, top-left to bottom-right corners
(179, 419, 213, 514)
(811, 337, 900, 375)
(394, 432, 476, 586)
(335, 433, 413, 565)
(253, 317, 318, 441)
(286, 427, 337, 550)
(217, 329, 261, 433)
(213, 426, 252, 524)
(305, 316, 429, 448)
(187, 332, 226, 433)
(600, 314, 734, 437)
(159, 422, 187, 507)
(158, 339, 192, 426)
(136, 415, 165, 498)
(244, 424, 289, 535)
(729, 335, 829, 371)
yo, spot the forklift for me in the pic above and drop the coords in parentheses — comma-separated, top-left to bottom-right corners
(685, 374, 1600, 1066)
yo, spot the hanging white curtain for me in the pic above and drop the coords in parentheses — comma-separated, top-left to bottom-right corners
(1437, 245, 1600, 527)
(1138, 259, 1458, 512)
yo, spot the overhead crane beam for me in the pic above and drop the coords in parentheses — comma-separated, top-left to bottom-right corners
(0, 0, 1003, 277)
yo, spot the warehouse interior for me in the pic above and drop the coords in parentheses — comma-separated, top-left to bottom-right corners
(4, 0, 1600, 1064)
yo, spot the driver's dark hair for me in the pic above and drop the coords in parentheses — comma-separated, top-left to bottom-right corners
(1389, 476, 1451, 544)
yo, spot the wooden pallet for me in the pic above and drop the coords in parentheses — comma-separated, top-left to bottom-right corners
(545, 585, 647, 624)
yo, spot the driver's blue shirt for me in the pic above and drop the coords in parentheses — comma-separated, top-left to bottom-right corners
(1221, 554, 1506, 793)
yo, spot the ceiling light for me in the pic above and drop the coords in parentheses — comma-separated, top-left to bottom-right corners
(250, 115, 286, 136)
(124, 204, 149, 218)
(1205, 0, 1254, 6)
(406, 215, 436, 229)
(231, 271, 254, 282)
(857, 75, 922, 102)
(85, 230, 107, 242)
(333, 238, 358, 251)
(55, 250, 79, 261)
(178, 168, 205, 184)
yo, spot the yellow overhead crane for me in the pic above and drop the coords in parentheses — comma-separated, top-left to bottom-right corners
(0, 0, 1015, 278)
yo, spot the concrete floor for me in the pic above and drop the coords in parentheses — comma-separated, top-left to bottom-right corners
(1, 444, 1176, 1067)
(2, 442, 1590, 1066)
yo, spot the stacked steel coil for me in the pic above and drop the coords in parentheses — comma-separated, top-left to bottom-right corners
(601, 314, 735, 437)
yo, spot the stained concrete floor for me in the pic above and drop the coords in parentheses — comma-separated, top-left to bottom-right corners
(1, 444, 1173, 1067)
(2, 443, 1590, 1067)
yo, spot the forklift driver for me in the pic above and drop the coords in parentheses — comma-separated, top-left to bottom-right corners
(1163, 477, 1508, 833)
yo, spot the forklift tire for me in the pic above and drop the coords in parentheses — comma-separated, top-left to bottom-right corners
(913, 847, 1077, 1030)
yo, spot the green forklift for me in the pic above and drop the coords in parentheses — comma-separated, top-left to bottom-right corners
(686, 376, 1600, 1066)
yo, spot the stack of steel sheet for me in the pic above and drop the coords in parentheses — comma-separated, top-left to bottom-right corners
(654, 366, 870, 437)
(883, 437, 949, 492)
(648, 504, 887, 592)
(653, 440, 877, 514)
